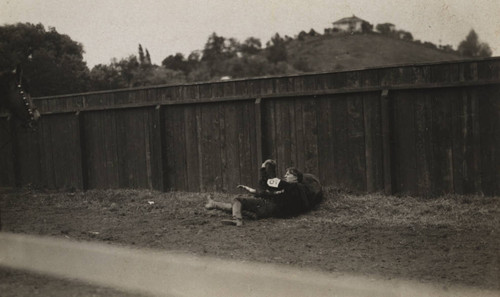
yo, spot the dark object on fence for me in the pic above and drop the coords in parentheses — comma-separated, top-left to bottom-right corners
(0, 65, 40, 128)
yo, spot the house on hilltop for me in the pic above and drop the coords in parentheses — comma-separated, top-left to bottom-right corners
(331, 15, 371, 33)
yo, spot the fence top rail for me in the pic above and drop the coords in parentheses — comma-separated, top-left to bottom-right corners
(26, 57, 500, 115)
(20, 78, 496, 116)
(34, 56, 500, 101)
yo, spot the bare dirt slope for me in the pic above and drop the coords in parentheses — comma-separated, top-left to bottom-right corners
(0, 188, 499, 296)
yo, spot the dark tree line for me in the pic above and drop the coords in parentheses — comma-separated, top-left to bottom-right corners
(0, 23, 89, 96)
(0, 22, 493, 97)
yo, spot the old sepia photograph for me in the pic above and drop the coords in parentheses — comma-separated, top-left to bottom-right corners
(1, 1, 499, 296)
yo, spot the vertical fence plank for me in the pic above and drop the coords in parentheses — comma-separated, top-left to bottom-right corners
(254, 98, 263, 168)
(303, 98, 319, 176)
(218, 104, 227, 192)
(470, 88, 482, 194)
(380, 89, 393, 195)
(393, 90, 417, 195)
(462, 90, 475, 193)
(262, 99, 277, 162)
(316, 96, 335, 186)
(163, 106, 176, 191)
(40, 114, 83, 190)
(240, 102, 255, 188)
(431, 89, 454, 195)
(275, 99, 292, 170)
(288, 97, 297, 170)
(14, 120, 42, 187)
(148, 106, 164, 191)
(222, 102, 241, 192)
(331, 95, 349, 189)
(184, 105, 200, 192)
(414, 92, 433, 196)
(479, 86, 500, 195)
(164, 105, 188, 191)
(294, 99, 305, 174)
(247, 101, 259, 185)
(39, 116, 54, 188)
(450, 89, 465, 194)
(363, 92, 384, 192)
(0, 118, 15, 187)
(347, 94, 366, 191)
(174, 106, 188, 191)
(78, 112, 89, 190)
(199, 103, 223, 192)
(98, 109, 119, 188)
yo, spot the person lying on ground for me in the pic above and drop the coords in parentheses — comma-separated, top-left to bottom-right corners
(205, 159, 281, 226)
(205, 161, 311, 226)
(240, 159, 323, 210)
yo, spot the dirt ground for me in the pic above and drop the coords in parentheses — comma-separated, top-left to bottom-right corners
(0, 187, 499, 296)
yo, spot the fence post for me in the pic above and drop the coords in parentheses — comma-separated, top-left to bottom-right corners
(381, 89, 393, 195)
(76, 111, 88, 190)
(255, 98, 263, 167)
(152, 105, 165, 191)
(10, 120, 20, 187)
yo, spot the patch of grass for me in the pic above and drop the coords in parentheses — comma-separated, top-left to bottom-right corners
(310, 188, 500, 229)
(2, 187, 498, 231)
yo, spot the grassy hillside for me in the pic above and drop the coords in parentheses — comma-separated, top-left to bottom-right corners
(286, 32, 464, 72)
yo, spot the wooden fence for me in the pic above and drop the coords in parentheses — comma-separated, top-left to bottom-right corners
(1, 57, 499, 196)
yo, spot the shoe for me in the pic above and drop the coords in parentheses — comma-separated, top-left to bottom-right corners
(221, 219, 243, 226)
(204, 195, 215, 210)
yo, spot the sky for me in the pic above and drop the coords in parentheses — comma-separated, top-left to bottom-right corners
(1, 0, 499, 68)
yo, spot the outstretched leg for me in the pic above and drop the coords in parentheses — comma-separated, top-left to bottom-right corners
(221, 198, 243, 226)
(204, 194, 232, 212)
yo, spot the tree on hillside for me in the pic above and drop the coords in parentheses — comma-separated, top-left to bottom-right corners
(89, 63, 124, 90)
(458, 29, 492, 57)
(201, 32, 236, 64)
(138, 44, 146, 65)
(199, 32, 241, 77)
(308, 29, 318, 37)
(376, 23, 394, 35)
(145, 49, 152, 65)
(266, 33, 287, 64)
(0, 23, 89, 96)
(240, 37, 262, 55)
(89, 44, 188, 91)
(162, 53, 189, 73)
(113, 55, 140, 87)
(138, 44, 152, 67)
(398, 30, 413, 41)
(361, 22, 374, 33)
(186, 51, 202, 72)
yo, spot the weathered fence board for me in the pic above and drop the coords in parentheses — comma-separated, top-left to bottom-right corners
(414, 91, 433, 195)
(164, 105, 187, 191)
(222, 102, 241, 191)
(183, 105, 201, 192)
(362, 92, 384, 192)
(346, 93, 366, 192)
(331, 95, 350, 189)
(431, 89, 454, 195)
(0, 119, 15, 187)
(13, 122, 42, 187)
(1, 58, 499, 196)
(450, 88, 466, 194)
(39, 114, 83, 189)
(479, 86, 500, 195)
(316, 96, 335, 186)
(393, 90, 418, 195)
